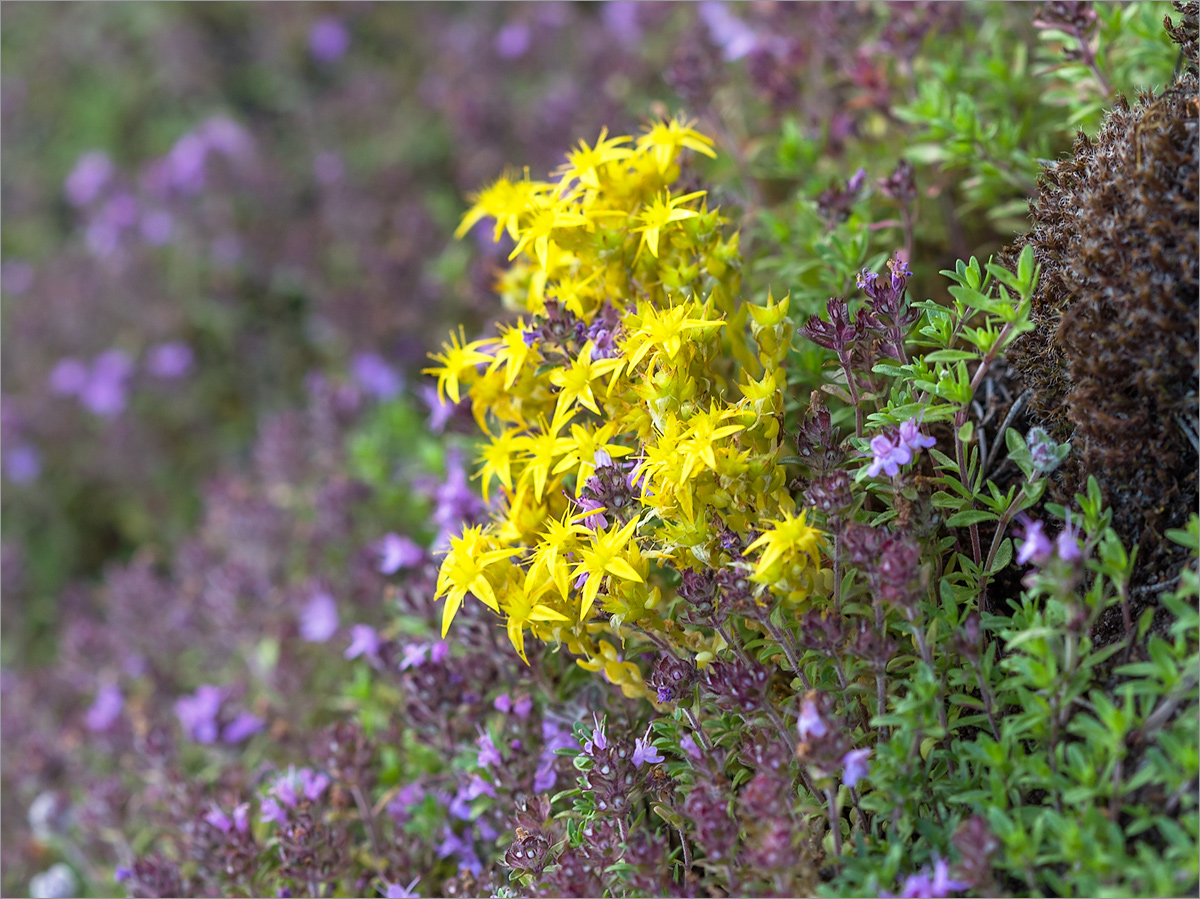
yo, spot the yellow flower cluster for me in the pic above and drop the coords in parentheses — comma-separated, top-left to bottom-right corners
(426, 118, 823, 692)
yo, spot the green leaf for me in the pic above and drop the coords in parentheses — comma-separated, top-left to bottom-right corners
(988, 538, 1013, 575)
(922, 349, 980, 362)
(947, 509, 999, 527)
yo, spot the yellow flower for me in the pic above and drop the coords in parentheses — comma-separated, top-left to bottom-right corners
(632, 189, 706, 258)
(488, 319, 536, 390)
(423, 327, 495, 405)
(552, 422, 634, 490)
(548, 342, 624, 419)
(434, 526, 518, 637)
(476, 427, 522, 502)
(556, 127, 633, 192)
(745, 510, 823, 584)
(622, 301, 724, 372)
(509, 197, 592, 271)
(573, 516, 644, 621)
(679, 404, 744, 481)
(502, 567, 570, 664)
(455, 169, 550, 241)
(514, 410, 576, 501)
(637, 116, 717, 173)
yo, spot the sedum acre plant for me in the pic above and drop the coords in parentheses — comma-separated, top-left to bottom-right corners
(426, 118, 818, 685)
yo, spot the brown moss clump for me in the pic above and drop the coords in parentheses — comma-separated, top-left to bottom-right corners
(1003, 21, 1198, 589)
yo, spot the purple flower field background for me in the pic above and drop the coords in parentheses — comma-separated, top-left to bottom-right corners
(2, 3, 1197, 899)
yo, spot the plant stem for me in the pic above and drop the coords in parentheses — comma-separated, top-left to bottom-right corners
(825, 786, 843, 857)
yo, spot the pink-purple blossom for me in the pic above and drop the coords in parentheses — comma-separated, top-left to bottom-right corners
(842, 748, 872, 787)
(85, 683, 124, 732)
(146, 342, 194, 379)
(384, 877, 422, 899)
(352, 352, 403, 400)
(345, 624, 380, 661)
(378, 533, 423, 575)
(175, 685, 224, 743)
(632, 725, 665, 767)
(797, 697, 828, 741)
(65, 152, 115, 207)
(309, 16, 350, 63)
(299, 592, 339, 642)
(221, 711, 264, 744)
(1016, 518, 1053, 566)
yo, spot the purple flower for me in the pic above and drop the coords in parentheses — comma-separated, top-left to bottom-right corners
(100, 193, 139, 229)
(222, 712, 264, 744)
(632, 726, 665, 767)
(513, 694, 532, 719)
(49, 358, 90, 396)
(200, 116, 253, 161)
(895, 858, 969, 898)
(79, 349, 135, 418)
(65, 152, 114, 207)
(272, 772, 298, 809)
(1016, 518, 1053, 567)
(309, 17, 350, 63)
(352, 352, 403, 400)
(299, 592, 339, 642)
(494, 21, 531, 59)
(866, 434, 913, 478)
(146, 342, 194, 379)
(298, 768, 330, 801)
(602, 1, 642, 46)
(842, 748, 871, 787)
(167, 132, 209, 194)
(493, 694, 512, 713)
(399, 642, 431, 670)
(477, 731, 502, 769)
(430, 640, 449, 663)
(260, 796, 287, 826)
(387, 784, 425, 824)
(533, 755, 557, 792)
(699, 1, 760, 60)
(232, 803, 250, 833)
(345, 624, 380, 661)
(898, 418, 937, 453)
(175, 685, 223, 743)
(582, 713, 608, 755)
(85, 683, 124, 732)
(679, 733, 703, 760)
(383, 877, 422, 899)
(797, 697, 827, 741)
(1056, 520, 1083, 562)
(4, 445, 41, 485)
(204, 805, 232, 833)
(378, 533, 423, 575)
(464, 774, 497, 800)
(114, 867, 132, 883)
(313, 152, 344, 185)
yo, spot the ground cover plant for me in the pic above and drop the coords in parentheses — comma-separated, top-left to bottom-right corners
(1, 3, 1196, 898)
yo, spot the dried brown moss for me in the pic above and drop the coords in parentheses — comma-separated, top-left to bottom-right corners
(1004, 23, 1198, 588)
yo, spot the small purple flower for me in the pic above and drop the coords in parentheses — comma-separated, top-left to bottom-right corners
(387, 784, 425, 825)
(345, 624, 380, 661)
(464, 774, 497, 800)
(378, 533, 423, 575)
(797, 697, 827, 741)
(494, 21, 531, 59)
(85, 683, 124, 732)
(493, 694, 512, 713)
(400, 643, 430, 670)
(65, 152, 114, 207)
(200, 117, 252, 161)
(1017, 518, 1053, 567)
(300, 592, 339, 642)
(204, 805, 233, 833)
(80, 349, 134, 418)
(309, 16, 350, 63)
(842, 748, 871, 787)
(583, 713, 608, 755)
(679, 733, 703, 760)
(272, 773, 298, 809)
(100, 193, 139, 229)
(866, 433, 914, 478)
(419, 384, 458, 434)
(895, 858, 969, 898)
(4, 445, 41, 485)
(513, 694, 532, 719)
(222, 712, 264, 744)
(1056, 521, 1082, 562)
(260, 796, 287, 826)
(175, 685, 223, 744)
(167, 132, 209, 194)
(49, 358, 90, 396)
(383, 877, 422, 899)
(430, 640, 449, 663)
(602, 1, 642, 46)
(232, 803, 250, 833)
(477, 731, 502, 769)
(114, 867, 132, 884)
(632, 726, 665, 767)
(298, 768, 330, 801)
(898, 418, 937, 453)
(146, 342, 194, 379)
(532, 755, 557, 792)
(352, 352, 403, 400)
(699, 1, 760, 60)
